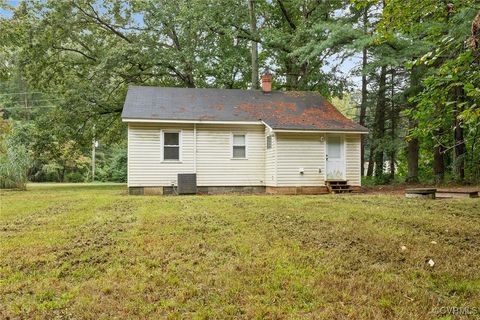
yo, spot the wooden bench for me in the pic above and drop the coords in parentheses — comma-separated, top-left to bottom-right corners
(405, 188, 437, 199)
(436, 190, 479, 199)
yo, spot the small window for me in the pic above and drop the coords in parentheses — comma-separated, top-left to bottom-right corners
(163, 132, 180, 161)
(266, 135, 272, 149)
(232, 134, 246, 159)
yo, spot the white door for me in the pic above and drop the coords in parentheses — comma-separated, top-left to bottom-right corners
(326, 135, 345, 180)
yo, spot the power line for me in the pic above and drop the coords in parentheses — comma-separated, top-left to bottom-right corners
(1, 105, 56, 109)
(2, 99, 63, 104)
(0, 91, 44, 96)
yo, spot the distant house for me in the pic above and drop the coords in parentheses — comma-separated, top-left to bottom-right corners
(121, 74, 368, 195)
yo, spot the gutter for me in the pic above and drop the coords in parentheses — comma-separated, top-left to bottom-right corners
(193, 123, 197, 173)
(122, 118, 368, 134)
(272, 128, 369, 134)
(122, 118, 263, 125)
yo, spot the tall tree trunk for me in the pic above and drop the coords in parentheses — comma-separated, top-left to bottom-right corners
(373, 65, 387, 178)
(359, 48, 368, 176)
(406, 133, 419, 182)
(433, 138, 445, 183)
(389, 68, 396, 179)
(405, 65, 423, 182)
(248, 0, 258, 89)
(454, 87, 466, 181)
(285, 59, 299, 90)
(359, 6, 368, 176)
(366, 144, 375, 177)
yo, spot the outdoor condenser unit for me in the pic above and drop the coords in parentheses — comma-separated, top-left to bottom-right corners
(177, 173, 197, 195)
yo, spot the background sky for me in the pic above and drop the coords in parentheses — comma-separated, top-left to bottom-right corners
(0, 0, 361, 90)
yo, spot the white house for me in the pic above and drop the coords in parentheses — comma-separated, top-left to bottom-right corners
(121, 76, 368, 195)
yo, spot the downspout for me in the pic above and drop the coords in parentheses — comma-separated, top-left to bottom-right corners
(193, 123, 197, 173)
(127, 123, 130, 188)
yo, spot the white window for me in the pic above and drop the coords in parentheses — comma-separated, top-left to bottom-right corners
(232, 133, 246, 159)
(266, 135, 272, 149)
(163, 131, 180, 161)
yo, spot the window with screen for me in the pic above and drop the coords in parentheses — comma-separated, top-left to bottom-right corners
(327, 136, 342, 159)
(266, 135, 272, 149)
(163, 132, 180, 161)
(232, 134, 246, 158)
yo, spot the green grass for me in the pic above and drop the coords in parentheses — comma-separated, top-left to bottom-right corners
(1, 184, 479, 319)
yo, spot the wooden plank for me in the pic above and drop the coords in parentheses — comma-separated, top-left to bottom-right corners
(405, 188, 437, 194)
(436, 191, 478, 198)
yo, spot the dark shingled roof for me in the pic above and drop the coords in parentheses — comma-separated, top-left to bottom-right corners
(121, 86, 368, 132)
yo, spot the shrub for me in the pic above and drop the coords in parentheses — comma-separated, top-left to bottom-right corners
(0, 140, 31, 190)
(110, 147, 127, 182)
(65, 172, 84, 183)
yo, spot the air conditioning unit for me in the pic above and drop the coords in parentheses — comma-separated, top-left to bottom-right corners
(177, 173, 197, 195)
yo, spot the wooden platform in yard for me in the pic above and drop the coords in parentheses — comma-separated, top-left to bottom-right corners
(436, 190, 479, 199)
(405, 188, 436, 199)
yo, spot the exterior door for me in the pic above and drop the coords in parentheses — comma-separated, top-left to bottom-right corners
(326, 135, 345, 180)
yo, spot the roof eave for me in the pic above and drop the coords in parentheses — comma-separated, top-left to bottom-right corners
(122, 117, 264, 125)
(272, 128, 369, 134)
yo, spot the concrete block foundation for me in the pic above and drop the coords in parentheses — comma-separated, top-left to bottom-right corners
(128, 186, 266, 195)
(266, 186, 329, 195)
(128, 185, 362, 195)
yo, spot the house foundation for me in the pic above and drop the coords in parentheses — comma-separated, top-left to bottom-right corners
(266, 186, 329, 195)
(128, 186, 266, 195)
(129, 185, 362, 195)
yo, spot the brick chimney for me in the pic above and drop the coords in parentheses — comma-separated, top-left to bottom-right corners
(261, 72, 272, 93)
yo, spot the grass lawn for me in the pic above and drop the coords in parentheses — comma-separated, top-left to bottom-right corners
(1, 184, 479, 319)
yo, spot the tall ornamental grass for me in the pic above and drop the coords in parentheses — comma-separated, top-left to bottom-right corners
(0, 141, 30, 190)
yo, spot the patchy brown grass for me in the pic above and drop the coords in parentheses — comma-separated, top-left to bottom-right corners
(1, 184, 479, 319)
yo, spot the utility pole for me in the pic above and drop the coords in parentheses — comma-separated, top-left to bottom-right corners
(92, 125, 96, 182)
(248, 0, 259, 89)
(24, 84, 29, 121)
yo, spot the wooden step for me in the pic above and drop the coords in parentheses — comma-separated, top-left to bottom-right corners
(332, 189, 353, 194)
(326, 180, 348, 185)
(330, 186, 352, 189)
(325, 180, 353, 194)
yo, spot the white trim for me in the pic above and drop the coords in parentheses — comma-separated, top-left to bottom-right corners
(161, 129, 182, 162)
(274, 133, 277, 186)
(123, 118, 367, 134)
(274, 129, 368, 134)
(323, 133, 327, 182)
(127, 123, 130, 187)
(193, 123, 197, 173)
(343, 135, 347, 181)
(231, 132, 248, 160)
(261, 120, 273, 131)
(123, 118, 263, 125)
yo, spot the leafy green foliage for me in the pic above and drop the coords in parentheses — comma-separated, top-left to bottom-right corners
(0, 120, 31, 189)
(1, 0, 479, 184)
(94, 145, 127, 183)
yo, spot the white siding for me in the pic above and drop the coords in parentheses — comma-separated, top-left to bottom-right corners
(196, 124, 265, 186)
(128, 123, 194, 186)
(345, 134, 361, 186)
(265, 127, 277, 186)
(128, 122, 362, 188)
(275, 133, 326, 187)
(128, 123, 265, 187)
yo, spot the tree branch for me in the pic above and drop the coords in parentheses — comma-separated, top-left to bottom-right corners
(52, 45, 97, 61)
(276, 0, 296, 30)
(73, 3, 132, 43)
